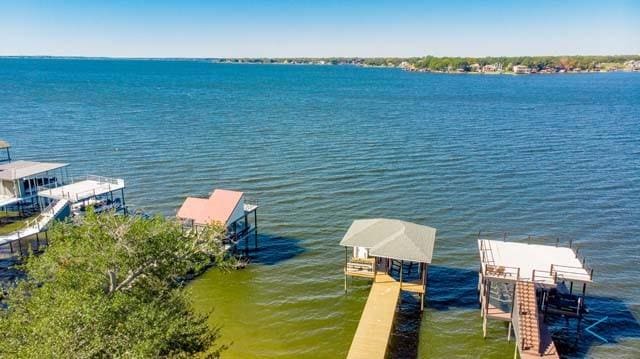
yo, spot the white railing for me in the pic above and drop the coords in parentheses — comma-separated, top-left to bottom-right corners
(479, 239, 496, 266)
(37, 175, 124, 202)
(479, 232, 593, 283)
(0, 199, 69, 243)
(484, 264, 521, 281)
(86, 174, 120, 185)
(550, 264, 593, 282)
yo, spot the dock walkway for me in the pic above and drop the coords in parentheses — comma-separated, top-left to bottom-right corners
(513, 281, 559, 358)
(347, 273, 401, 359)
(0, 199, 69, 245)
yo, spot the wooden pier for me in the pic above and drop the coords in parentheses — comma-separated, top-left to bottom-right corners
(347, 273, 401, 359)
(340, 219, 436, 359)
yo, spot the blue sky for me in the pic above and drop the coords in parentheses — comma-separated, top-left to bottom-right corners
(1, 0, 638, 57)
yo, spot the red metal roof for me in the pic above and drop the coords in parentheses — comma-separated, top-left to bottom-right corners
(177, 189, 244, 226)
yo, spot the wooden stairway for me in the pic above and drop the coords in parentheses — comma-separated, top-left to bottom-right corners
(514, 281, 559, 358)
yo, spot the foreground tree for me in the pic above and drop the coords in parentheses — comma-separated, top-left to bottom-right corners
(0, 211, 228, 358)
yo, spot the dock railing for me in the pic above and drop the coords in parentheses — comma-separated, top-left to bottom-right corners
(37, 175, 124, 202)
(479, 231, 593, 282)
(480, 238, 521, 281)
(0, 199, 69, 243)
(86, 174, 121, 185)
(484, 264, 521, 281)
(243, 197, 259, 213)
(345, 257, 375, 278)
(532, 268, 557, 284)
(550, 264, 593, 282)
(479, 237, 496, 265)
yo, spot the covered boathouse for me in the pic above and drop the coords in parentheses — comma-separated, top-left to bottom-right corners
(478, 233, 594, 359)
(340, 218, 437, 359)
(0, 140, 126, 254)
(177, 188, 258, 253)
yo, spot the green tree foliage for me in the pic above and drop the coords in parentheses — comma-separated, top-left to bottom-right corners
(0, 212, 228, 358)
(220, 55, 640, 72)
(407, 55, 640, 71)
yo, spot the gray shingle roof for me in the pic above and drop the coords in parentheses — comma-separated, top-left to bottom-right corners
(0, 160, 68, 180)
(339, 218, 437, 263)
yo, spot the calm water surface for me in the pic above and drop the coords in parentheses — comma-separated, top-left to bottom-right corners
(1, 59, 639, 358)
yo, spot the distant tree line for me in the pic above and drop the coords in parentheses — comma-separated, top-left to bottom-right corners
(217, 55, 640, 71)
(405, 55, 640, 71)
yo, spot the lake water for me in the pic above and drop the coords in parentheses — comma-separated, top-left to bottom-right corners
(1, 58, 639, 358)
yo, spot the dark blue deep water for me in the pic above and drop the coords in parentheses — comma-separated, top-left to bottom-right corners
(1, 59, 639, 358)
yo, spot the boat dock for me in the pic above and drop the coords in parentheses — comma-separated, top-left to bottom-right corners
(177, 188, 259, 254)
(478, 233, 593, 359)
(340, 219, 436, 358)
(0, 141, 126, 253)
(347, 273, 401, 359)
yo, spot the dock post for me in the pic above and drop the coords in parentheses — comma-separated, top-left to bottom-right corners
(513, 341, 518, 359)
(507, 322, 512, 342)
(483, 312, 488, 338)
(254, 210, 258, 249)
(344, 274, 347, 293)
(121, 188, 127, 215)
(344, 247, 348, 293)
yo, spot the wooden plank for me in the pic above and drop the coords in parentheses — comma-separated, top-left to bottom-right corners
(347, 273, 401, 359)
(401, 281, 425, 294)
(486, 303, 512, 321)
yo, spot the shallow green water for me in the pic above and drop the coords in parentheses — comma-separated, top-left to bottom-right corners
(2, 59, 639, 358)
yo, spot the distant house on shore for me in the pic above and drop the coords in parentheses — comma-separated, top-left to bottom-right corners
(470, 63, 481, 72)
(398, 61, 415, 71)
(624, 60, 640, 71)
(482, 64, 498, 73)
(512, 65, 531, 74)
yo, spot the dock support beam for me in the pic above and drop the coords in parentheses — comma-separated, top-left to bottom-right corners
(254, 210, 258, 249)
(121, 188, 127, 215)
(344, 246, 348, 293)
(483, 313, 488, 338)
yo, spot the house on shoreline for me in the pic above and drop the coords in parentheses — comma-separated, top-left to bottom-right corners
(0, 140, 126, 252)
(512, 65, 531, 74)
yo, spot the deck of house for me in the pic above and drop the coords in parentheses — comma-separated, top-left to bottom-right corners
(37, 176, 125, 203)
(346, 272, 402, 359)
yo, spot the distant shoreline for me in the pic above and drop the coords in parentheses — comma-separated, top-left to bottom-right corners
(2, 55, 639, 74)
